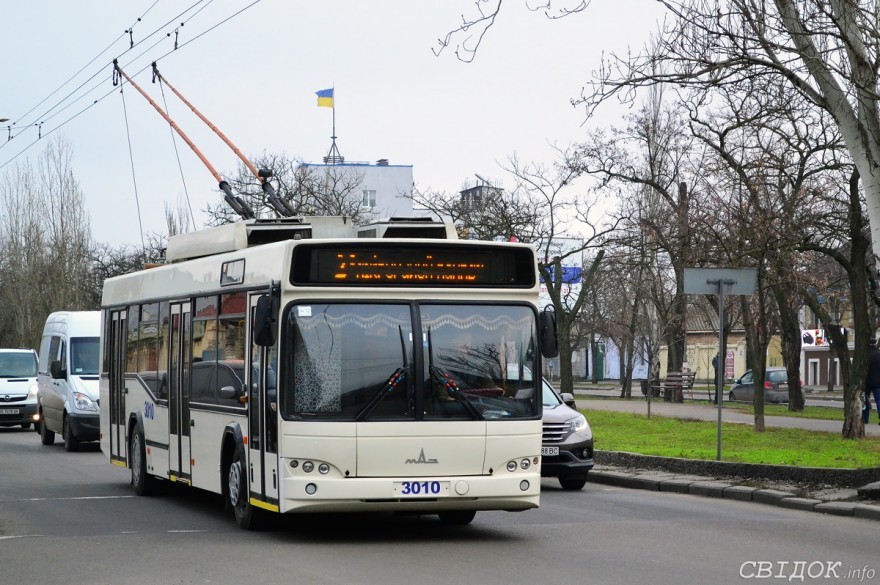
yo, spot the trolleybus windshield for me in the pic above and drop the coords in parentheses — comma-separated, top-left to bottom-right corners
(283, 303, 539, 421)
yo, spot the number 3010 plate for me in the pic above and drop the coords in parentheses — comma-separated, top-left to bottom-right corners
(393, 480, 450, 497)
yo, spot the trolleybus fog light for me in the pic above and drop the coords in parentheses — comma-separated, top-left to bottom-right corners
(305, 483, 317, 495)
(302, 461, 314, 473)
(520, 458, 530, 470)
(318, 463, 330, 475)
(506, 461, 517, 472)
(290, 460, 299, 468)
(519, 480, 530, 491)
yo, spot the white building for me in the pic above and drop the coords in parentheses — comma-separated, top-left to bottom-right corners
(301, 158, 415, 221)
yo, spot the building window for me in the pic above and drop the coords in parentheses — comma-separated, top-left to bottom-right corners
(362, 189, 376, 208)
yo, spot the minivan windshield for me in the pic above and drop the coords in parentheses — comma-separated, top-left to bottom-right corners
(71, 337, 99, 375)
(0, 352, 38, 378)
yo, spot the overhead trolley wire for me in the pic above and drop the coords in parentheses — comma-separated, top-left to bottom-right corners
(5, 0, 161, 133)
(156, 73, 196, 227)
(118, 84, 148, 253)
(0, 0, 211, 149)
(0, 0, 258, 172)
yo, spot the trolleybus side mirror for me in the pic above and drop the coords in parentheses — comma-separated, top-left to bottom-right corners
(254, 294, 278, 347)
(539, 308, 558, 358)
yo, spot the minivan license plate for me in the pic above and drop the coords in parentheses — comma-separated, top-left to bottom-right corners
(541, 446, 559, 456)
(0, 408, 20, 415)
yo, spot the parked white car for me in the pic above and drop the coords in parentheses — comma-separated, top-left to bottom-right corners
(0, 349, 40, 429)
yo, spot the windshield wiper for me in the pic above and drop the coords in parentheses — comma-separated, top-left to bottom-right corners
(426, 326, 484, 420)
(355, 367, 406, 421)
(429, 365, 483, 420)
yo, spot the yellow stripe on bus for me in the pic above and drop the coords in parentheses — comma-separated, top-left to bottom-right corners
(250, 498, 279, 513)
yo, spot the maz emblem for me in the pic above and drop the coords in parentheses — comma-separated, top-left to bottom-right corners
(405, 448, 438, 464)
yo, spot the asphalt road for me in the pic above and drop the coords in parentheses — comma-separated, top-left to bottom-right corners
(1, 426, 878, 585)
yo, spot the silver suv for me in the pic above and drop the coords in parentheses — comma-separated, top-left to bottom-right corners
(0, 349, 40, 429)
(541, 379, 594, 490)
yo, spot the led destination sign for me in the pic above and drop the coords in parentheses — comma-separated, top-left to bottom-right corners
(290, 244, 535, 287)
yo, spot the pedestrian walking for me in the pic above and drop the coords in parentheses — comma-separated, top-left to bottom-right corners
(866, 337, 880, 425)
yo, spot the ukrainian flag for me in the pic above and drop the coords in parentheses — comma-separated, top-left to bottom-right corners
(316, 88, 334, 108)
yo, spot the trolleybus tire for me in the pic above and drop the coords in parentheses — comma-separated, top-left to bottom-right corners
(40, 412, 55, 446)
(228, 445, 260, 530)
(438, 510, 476, 526)
(63, 415, 79, 452)
(130, 426, 157, 496)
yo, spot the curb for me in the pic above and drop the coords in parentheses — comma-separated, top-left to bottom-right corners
(594, 451, 880, 488)
(589, 469, 880, 521)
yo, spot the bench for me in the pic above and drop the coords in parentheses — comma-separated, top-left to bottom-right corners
(646, 371, 696, 402)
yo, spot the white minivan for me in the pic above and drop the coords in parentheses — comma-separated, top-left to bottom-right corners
(37, 311, 101, 451)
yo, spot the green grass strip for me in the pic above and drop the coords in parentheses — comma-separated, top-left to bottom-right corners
(586, 409, 880, 469)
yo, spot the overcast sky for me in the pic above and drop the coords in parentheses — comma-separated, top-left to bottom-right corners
(1, 1, 666, 246)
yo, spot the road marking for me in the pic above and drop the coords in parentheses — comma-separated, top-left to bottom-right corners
(167, 530, 208, 533)
(0, 495, 135, 502)
(0, 535, 44, 540)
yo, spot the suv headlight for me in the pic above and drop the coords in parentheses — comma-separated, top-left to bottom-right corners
(567, 414, 591, 436)
(73, 392, 97, 412)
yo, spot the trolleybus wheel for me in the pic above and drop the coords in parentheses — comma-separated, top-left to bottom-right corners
(131, 426, 157, 496)
(438, 510, 476, 526)
(228, 445, 259, 530)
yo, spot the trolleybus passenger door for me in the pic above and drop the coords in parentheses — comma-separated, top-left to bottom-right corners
(107, 309, 127, 464)
(168, 302, 192, 483)
(247, 293, 279, 507)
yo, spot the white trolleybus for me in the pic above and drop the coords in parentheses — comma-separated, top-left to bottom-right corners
(100, 217, 558, 528)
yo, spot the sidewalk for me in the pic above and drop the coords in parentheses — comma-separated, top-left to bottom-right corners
(589, 466, 880, 521)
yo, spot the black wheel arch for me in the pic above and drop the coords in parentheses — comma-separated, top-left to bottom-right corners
(220, 422, 245, 500)
(127, 411, 145, 469)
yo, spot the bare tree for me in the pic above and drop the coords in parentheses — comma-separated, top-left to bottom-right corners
(0, 136, 94, 350)
(206, 153, 368, 225)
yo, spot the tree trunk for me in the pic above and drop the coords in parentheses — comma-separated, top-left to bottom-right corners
(771, 283, 805, 411)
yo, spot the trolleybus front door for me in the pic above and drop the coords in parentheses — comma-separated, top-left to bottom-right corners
(247, 293, 279, 509)
(107, 309, 127, 465)
(168, 302, 192, 483)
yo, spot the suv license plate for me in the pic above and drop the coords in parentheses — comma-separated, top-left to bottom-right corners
(541, 446, 559, 456)
(0, 408, 20, 415)
(393, 480, 450, 497)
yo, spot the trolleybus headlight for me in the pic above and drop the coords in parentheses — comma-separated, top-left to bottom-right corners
(520, 458, 530, 470)
(506, 461, 517, 472)
(318, 463, 330, 475)
(290, 460, 299, 468)
(519, 480, 530, 491)
(305, 483, 317, 495)
(302, 461, 314, 473)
